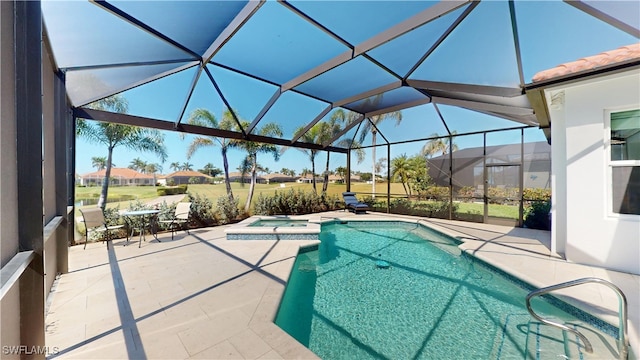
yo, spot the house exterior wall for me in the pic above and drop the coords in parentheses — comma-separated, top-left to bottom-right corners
(547, 70, 640, 275)
(168, 175, 210, 185)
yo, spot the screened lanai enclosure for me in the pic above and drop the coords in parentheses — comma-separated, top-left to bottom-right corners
(40, 0, 637, 227)
(2, 0, 639, 356)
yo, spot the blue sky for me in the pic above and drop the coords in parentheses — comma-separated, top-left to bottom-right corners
(74, 1, 638, 176)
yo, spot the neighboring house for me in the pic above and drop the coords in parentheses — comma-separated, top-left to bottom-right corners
(296, 175, 324, 184)
(156, 175, 167, 186)
(79, 167, 154, 186)
(328, 174, 342, 183)
(262, 173, 298, 184)
(328, 174, 362, 183)
(227, 171, 266, 184)
(165, 170, 212, 185)
(427, 142, 551, 192)
(527, 43, 640, 275)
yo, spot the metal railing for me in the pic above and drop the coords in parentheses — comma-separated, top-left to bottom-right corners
(525, 277, 629, 359)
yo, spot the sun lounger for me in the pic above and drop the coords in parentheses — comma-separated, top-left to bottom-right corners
(342, 192, 369, 214)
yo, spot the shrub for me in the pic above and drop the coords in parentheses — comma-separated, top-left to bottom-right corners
(380, 198, 458, 219)
(424, 201, 457, 218)
(216, 194, 239, 224)
(523, 188, 551, 201)
(154, 201, 180, 231)
(423, 186, 450, 200)
(524, 200, 551, 230)
(456, 186, 475, 199)
(253, 189, 340, 215)
(188, 193, 217, 226)
(157, 185, 188, 196)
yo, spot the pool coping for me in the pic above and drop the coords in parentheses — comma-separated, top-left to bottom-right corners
(224, 215, 321, 239)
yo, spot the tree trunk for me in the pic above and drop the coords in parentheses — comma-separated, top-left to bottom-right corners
(244, 154, 257, 212)
(311, 155, 317, 193)
(322, 151, 330, 194)
(222, 147, 234, 201)
(372, 131, 377, 199)
(98, 146, 114, 211)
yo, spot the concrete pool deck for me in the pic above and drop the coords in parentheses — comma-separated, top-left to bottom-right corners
(46, 211, 639, 359)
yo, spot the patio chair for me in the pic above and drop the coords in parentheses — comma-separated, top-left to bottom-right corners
(159, 202, 191, 240)
(80, 207, 125, 250)
(342, 192, 369, 214)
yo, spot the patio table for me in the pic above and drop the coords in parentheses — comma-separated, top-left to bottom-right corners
(122, 209, 160, 247)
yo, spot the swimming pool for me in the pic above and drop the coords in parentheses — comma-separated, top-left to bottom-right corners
(275, 221, 620, 359)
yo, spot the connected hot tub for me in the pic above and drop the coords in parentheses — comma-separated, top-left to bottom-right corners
(225, 216, 320, 241)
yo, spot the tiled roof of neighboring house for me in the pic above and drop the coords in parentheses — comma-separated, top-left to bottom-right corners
(532, 43, 640, 82)
(228, 171, 265, 179)
(263, 173, 297, 180)
(165, 170, 212, 178)
(298, 174, 323, 180)
(81, 167, 153, 179)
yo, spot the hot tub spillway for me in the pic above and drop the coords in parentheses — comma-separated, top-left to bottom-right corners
(225, 217, 320, 241)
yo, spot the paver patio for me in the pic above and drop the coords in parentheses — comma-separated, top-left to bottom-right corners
(45, 212, 639, 359)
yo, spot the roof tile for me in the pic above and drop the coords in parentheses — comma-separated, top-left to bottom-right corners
(532, 43, 640, 82)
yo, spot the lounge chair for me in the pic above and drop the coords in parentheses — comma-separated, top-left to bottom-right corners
(159, 202, 191, 240)
(342, 192, 369, 214)
(80, 207, 126, 249)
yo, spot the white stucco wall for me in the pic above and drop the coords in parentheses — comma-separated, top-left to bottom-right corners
(547, 70, 640, 275)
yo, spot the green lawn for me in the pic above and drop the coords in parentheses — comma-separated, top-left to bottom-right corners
(75, 182, 520, 219)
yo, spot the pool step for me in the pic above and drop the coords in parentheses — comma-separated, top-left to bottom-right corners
(525, 320, 582, 359)
(493, 314, 620, 359)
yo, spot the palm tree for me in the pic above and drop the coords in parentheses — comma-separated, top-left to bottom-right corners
(391, 154, 412, 196)
(358, 111, 402, 197)
(280, 167, 295, 177)
(169, 162, 181, 172)
(236, 122, 283, 212)
(375, 157, 388, 178)
(181, 162, 194, 171)
(145, 163, 161, 186)
(77, 94, 167, 210)
(421, 132, 458, 158)
(317, 109, 369, 193)
(335, 166, 347, 182)
(200, 163, 221, 177)
(185, 108, 238, 201)
(129, 157, 147, 172)
(91, 156, 107, 171)
(292, 124, 323, 193)
(326, 106, 402, 197)
(334, 137, 365, 187)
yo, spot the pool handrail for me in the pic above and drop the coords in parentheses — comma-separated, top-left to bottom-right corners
(525, 277, 629, 359)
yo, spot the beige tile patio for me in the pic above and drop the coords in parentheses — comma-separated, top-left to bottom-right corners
(46, 211, 639, 359)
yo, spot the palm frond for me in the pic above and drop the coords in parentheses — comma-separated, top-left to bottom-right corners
(186, 137, 215, 159)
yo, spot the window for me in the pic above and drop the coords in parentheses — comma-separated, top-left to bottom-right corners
(609, 109, 640, 215)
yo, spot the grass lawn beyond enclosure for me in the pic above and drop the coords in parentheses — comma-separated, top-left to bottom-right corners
(75, 182, 520, 220)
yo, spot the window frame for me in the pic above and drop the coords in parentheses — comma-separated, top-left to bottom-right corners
(605, 107, 640, 218)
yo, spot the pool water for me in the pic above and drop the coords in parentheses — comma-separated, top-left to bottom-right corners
(275, 221, 616, 359)
(248, 219, 309, 227)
